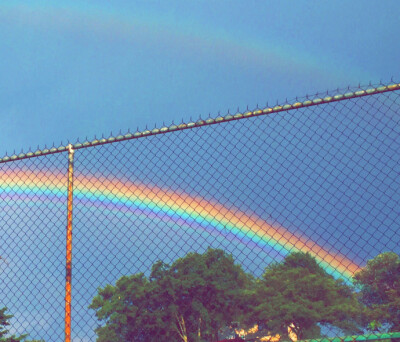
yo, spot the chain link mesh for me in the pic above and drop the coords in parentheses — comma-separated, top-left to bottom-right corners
(0, 83, 399, 341)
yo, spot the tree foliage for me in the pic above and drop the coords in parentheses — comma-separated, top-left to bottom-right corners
(90, 249, 400, 342)
(89, 272, 172, 341)
(353, 252, 400, 332)
(0, 307, 43, 342)
(249, 252, 362, 340)
(0, 307, 25, 342)
(89, 248, 252, 342)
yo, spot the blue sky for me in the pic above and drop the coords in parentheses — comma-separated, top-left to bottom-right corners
(0, 0, 399, 155)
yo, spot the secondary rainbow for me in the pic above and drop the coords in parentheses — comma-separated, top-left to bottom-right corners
(0, 2, 370, 81)
(0, 169, 361, 280)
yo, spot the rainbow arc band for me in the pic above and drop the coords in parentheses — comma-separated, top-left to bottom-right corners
(0, 169, 361, 282)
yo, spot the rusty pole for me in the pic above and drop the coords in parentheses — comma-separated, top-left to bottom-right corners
(65, 144, 74, 342)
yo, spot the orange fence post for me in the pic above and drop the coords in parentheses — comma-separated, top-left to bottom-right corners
(65, 144, 74, 342)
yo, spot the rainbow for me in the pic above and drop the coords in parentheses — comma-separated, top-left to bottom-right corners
(0, 2, 370, 81)
(0, 169, 361, 281)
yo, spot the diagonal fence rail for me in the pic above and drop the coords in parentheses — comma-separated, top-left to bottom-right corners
(0, 82, 399, 341)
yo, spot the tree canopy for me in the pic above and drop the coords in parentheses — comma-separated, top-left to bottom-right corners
(0, 307, 25, 342)
(90, 248, 400, 342)
(353, 252, 400, 332)
(249, 252, 362, 340)
(89, 248, 252, 342)
(0, 307, 43, 342)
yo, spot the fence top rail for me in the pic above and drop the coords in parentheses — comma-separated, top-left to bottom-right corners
(298, 332, 400, 342)
(1, 82, 399, 164)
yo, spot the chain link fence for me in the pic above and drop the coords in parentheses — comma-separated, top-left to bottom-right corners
(0, 82, 399, 342)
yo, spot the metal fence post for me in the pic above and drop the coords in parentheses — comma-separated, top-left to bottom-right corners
(65, 144, 74, 342)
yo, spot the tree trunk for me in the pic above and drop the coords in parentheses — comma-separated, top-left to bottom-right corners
(198, 317, 202, 342)
(175, 313, 188, 342)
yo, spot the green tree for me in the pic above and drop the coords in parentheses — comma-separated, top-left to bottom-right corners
(163, 248, 252, 341)
(89, 248, 252, 342)
(353, 252, 400, 332)
(0, 307, 43, 342)
(250, 252, 362, 340)
(0, 307, 25, 342)
(89, 273, 178, 341)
